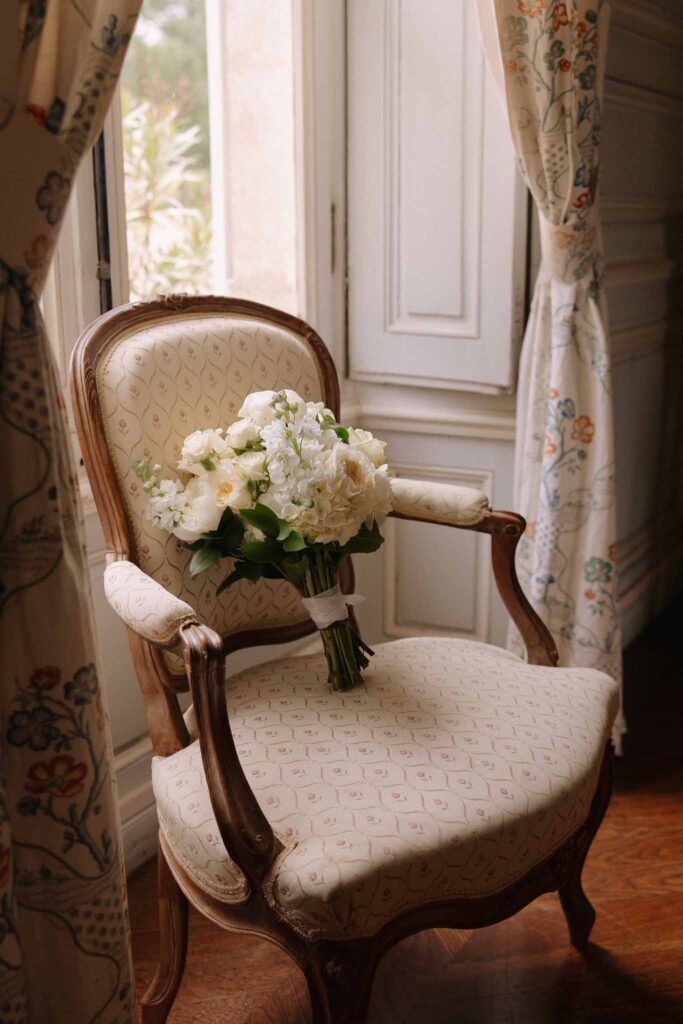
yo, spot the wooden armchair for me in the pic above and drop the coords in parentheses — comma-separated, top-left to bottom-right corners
(70, 296, 618, 1024)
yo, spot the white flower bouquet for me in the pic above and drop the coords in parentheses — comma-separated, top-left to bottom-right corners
(135, 389, 392, 691)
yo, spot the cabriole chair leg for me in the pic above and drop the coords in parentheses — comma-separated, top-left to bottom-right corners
(305, 944, 376, 1024)
(559, 868, 597, 948)
(559, 745, 613, 949)
(140, 842, 189, 1023)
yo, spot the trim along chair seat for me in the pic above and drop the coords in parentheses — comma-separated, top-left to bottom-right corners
(71, 296, 618, 1024)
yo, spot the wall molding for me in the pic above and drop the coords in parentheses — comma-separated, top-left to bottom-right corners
(605, 256, 682, 290)
(611, 317, 683, 364)
(115, 735, 157, 875)
(602, 195, 683, 223)
(359, 404, 517, 443)
(383, 463, 493, 642)
(605, 77, 683, 117)
(610, 0, 683, 53)
(617, 510, 683, 612)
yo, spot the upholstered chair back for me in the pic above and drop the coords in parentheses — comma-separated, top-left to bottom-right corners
(73, 297, 339, 663)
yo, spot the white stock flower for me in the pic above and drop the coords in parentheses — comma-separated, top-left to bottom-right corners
(147, 479, 188, 533)
(178, 428, 229, 474)
(348, 427, 387, 468)
(225, 417, 260, 451)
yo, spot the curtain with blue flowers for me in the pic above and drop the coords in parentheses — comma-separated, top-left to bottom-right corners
(0, 2, 141, 1021)
(476, 0, 624, 746)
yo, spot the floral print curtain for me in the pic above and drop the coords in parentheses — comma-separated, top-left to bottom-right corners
(0, 2, 141, 1021)
(476, 0, 624, 744)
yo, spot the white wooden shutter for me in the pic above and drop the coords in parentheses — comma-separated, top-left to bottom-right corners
(347, 0, 526, 393)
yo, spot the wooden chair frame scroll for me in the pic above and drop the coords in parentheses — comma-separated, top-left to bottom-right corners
(71, 295, 613, 1024)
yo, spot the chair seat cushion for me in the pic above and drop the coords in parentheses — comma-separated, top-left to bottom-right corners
(152, 637, 619, 940)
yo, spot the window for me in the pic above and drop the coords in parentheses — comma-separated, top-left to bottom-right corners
(43, 1, 348, 390)
(120, 0, 301, 312)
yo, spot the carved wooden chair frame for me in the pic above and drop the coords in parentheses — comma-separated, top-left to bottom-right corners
(71, 295, 613, 1024)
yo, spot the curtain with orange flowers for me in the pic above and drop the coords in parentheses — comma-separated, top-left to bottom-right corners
(476, 0, 624, 745)
(0, 2, 141, 1021)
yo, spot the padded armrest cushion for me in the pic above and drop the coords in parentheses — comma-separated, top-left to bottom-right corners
(390, 477, 490, 527)
(104, 560, 198, 646)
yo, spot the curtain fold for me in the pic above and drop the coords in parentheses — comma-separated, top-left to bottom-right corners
(476, 0, 624, 745)
(0, 2, 141, 1021)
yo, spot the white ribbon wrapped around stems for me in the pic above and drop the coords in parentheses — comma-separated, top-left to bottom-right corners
(300, 584, 366, 630)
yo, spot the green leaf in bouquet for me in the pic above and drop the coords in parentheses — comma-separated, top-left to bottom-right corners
(184, 539, 205, 551)
(338, 519, 384, 557)
(231, 438, 265, 456)
(239, 502, 280, 539)
(216, 559, 264, 594)
(189, 545, 220, 576)
(283, 530, 306, 552)
(241, 537, 285, 563)
(277, 518, 292, 541)
(333, 425, 349, 443)
(200, 457, 216, 471)
(261, 564, 284, 579)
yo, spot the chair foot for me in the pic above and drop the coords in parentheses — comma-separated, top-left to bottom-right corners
(559, 873, 596, 948)
(140, 843, 189, 1024)
(559, 743, 613, 950)
(305, 943, 376, 1024)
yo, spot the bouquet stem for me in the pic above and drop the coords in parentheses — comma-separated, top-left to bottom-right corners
(297, 552, 373, 692)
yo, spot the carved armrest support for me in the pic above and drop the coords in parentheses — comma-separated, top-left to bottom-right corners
(180, 623, 279, 888)
(389, 478, 558, 667)
(103, 559, 198, 647)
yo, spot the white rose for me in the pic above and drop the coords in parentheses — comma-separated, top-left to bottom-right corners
(235, 450, 268, 481)
(178, 428, 229, 474)
(171, 463, 252, 542)
(238, 390, 277, 425)
(172, 475, 222, 542)
(238, 389, 304, 425)
(225, 417, 260, 450)
(348, 427, 387, 469)
(212, 460, 253, 511)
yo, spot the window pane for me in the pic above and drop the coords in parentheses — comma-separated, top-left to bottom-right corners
(120, 0, 300, 314)
(121, 0, 213, 300)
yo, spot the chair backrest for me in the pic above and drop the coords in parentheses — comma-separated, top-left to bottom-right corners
(71, 295, 340, 667)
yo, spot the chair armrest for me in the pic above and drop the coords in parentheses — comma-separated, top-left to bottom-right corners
(180, 623, 279, 888)
(390, 476, 490, 528)
(103, 559, 198, 647)
(388, 477, 558, 667)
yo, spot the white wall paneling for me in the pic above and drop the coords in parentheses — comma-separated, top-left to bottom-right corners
(347, 0, 526, 392)
(383, 464, 492, 642)
(602, 0, 683, 643)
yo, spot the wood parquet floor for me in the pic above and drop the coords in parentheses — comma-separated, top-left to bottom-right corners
(129, 600, 683, 1022)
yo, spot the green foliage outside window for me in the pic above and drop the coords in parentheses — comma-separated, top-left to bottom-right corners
(121, 0, 213, 299)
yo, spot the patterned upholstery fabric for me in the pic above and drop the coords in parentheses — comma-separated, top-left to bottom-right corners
(104, 560, 197, 645)
(152, 637, 619, 940)
(390, 477, 490, 527)
(95, 313, 323, 642)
